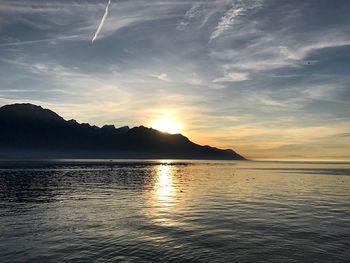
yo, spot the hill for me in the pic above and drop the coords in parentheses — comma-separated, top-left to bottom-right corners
(0, 103, 245, 160)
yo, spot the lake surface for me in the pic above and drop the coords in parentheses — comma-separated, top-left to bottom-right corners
(0, 160, 349, 262)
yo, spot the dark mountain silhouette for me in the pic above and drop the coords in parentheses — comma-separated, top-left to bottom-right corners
(0, 103, 245, 160)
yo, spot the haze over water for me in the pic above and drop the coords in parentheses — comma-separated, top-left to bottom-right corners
(0, 160, 349, 262)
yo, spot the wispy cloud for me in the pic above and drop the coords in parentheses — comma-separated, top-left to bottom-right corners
(210, 0, 263, 41)
(92, 0, 112, 42)
(177, 3, 203, 30)
(213, 72, 249, 83)
(151, 73, 170, 82)
(0, 35, 81, 47)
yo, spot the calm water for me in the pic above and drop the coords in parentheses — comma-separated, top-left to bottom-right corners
(0, 160, 349, 262)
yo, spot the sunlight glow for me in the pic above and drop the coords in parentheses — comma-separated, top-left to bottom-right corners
(151, 116, 182, 134)
(145, 163, 179, 227)
(156, 164, 173, 202)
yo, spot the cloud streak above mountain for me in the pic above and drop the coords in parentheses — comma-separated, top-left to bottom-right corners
(92, 0, 112, 42)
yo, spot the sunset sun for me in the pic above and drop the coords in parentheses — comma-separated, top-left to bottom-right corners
(151, 116, 182, 134)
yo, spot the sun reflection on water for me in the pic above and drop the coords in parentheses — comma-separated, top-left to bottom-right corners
(156, 163, 174, 205)
(141, 161, 189, 228)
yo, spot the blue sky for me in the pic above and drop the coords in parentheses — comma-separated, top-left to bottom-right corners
(0, 0, 350, 160)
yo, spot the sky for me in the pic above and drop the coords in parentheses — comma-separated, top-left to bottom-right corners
(0, 0, 350, 160)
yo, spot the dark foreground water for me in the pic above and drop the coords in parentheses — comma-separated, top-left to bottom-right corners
(0, 160, 349, 262)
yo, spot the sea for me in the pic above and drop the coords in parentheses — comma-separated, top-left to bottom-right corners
(0, 160, 349, 262)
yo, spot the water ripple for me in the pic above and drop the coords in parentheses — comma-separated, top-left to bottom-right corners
(0, 160, 349, 262)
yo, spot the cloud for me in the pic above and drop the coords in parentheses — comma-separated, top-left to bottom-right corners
(210, 0, 263, 41)
(0, 0, 182, 45)
(301, 85, 338, 101)
(0, 35, 81, 47)
(152, 73, 170, 82)
(190, 72, 202, 85)
(213, 72, 249, 82)
(177, 3, 203, 30)
(92, 0, 112, 42)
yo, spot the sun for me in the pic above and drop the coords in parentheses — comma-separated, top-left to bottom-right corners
(151, 116, 182, 134)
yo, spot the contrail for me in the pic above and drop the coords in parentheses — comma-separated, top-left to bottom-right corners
(0, 35, 80, 47)
(92, 0, 112, 43)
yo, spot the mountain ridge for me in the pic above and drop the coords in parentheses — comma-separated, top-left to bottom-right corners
(0, 103, 245, 160)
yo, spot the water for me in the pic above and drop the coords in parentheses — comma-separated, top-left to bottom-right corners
(0, 160, 349, 262)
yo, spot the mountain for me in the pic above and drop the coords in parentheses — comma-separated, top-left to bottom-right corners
(0, 103, 245, 160)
